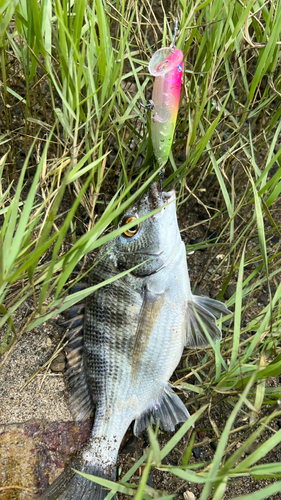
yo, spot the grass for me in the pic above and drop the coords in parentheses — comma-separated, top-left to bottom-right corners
(0, 0, 281, 498)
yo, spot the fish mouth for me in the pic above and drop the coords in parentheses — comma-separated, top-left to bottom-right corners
(162, 189, 175, 201)
(148, 182, 175, 211)
(128, 248, 165, 257)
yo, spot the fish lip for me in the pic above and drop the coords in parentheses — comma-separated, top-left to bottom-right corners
(162, 189, 176, 202)
(134, 249, 164, 256)
(148, 183, 176, 210)
(120, 248, 165, 257)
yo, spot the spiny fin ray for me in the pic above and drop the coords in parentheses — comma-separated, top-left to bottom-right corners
(134, 385, 189, 436)
(185, 295, 230, 349)
(62, 293, 94, 422)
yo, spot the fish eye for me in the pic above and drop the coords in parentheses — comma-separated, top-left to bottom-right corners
(123, 217, 140, 238)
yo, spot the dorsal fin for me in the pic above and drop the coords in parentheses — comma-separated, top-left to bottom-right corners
(63, 282, 94, 421)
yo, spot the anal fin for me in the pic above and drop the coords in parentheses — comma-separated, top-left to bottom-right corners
(134, 385, 189, 437)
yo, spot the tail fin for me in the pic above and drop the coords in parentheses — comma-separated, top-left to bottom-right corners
(40, 452, 116, 500)
(185, 295, 231, 349)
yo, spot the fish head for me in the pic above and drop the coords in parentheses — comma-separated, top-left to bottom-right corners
(113, 182, 181, 276)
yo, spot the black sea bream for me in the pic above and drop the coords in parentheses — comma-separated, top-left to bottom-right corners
(41, 183, 229, 499)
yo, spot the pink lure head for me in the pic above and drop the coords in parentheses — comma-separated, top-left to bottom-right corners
(149, 47, 183, 79)
(148, 47, 183, 166)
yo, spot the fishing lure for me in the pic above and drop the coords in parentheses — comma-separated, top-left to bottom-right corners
(148, 45, 183, 167)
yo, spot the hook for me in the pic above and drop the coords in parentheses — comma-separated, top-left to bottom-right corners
(139, 100, 154, 111)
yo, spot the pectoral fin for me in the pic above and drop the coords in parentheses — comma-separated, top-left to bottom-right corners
(131, 288, 165, 378)
(186, 295, 231, 348)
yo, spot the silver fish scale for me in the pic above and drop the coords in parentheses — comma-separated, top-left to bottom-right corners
(41, 183, 230, 500)
(84, 247, 188, 443)
(84, 268, 143, 432)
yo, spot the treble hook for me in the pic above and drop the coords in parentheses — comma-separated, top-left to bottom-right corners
(139, 99, 154, 111)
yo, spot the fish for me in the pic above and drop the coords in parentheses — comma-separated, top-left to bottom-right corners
(40, 182, 230, 500)
(148, 47, 183, 167)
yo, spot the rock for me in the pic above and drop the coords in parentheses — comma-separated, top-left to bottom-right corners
(271, 235, 279, 244)
(178, 150, 186, 162)
(194, 285, 210, 297)
(210, 440, 217, 451)
(269, 163, 279, 177)
(147, 473, 154, 488)
(183, 491, 196, 500)
(245, 442, 259, 455)
(50, 352, 66, 373)
(258, 293, 269, 306)
(216, 253, 225, 260)
(46, 337, 52, 348)
(208, 231, 219, 243)
(0, 419, 92, 499)
(224, 284, 236, 300)
(161, 456, 177, 466)
(192, 447, 201, 459)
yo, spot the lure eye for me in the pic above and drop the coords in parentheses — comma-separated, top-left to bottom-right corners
(156, 59, 169, 72)
(123, 217, 140, 238)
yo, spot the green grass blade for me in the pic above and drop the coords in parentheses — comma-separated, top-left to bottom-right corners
(199, 376, 256, 500)
(160, 405, 208, 460)
(229, 245, 245, 370)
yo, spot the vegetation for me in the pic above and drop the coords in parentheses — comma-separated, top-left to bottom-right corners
(0, 0, 281, 498)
